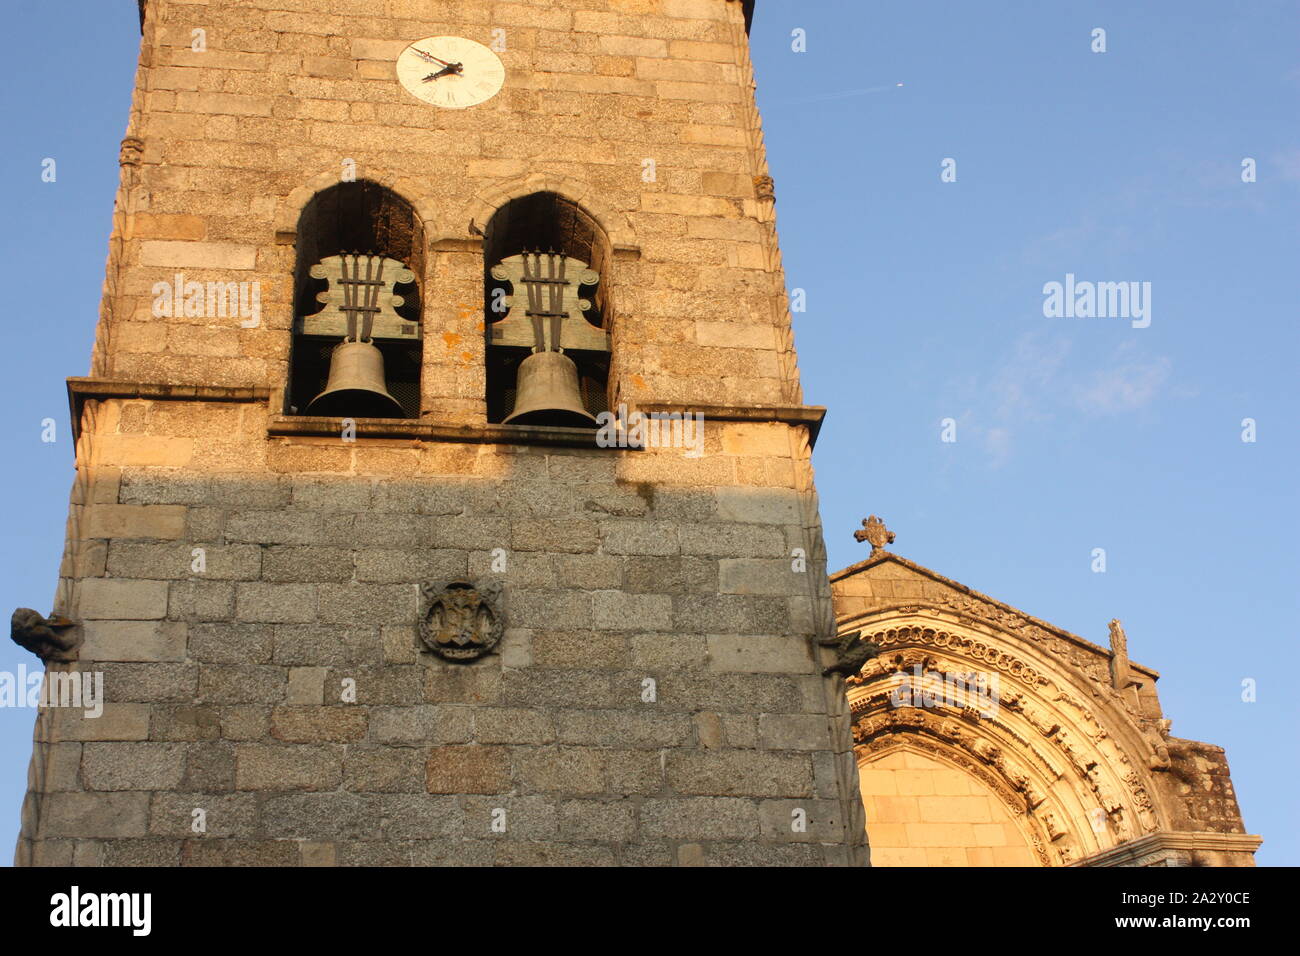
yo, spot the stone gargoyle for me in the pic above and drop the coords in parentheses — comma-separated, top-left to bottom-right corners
(10, 608, 81, 664)
(820, 629, 882, 678)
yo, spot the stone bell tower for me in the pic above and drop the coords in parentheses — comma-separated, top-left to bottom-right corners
(15, 0, 867, 866)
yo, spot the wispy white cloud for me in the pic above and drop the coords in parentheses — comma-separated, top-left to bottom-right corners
(988, 333, 1072, 420)
(1071, 344, 1172, 415)
(947, 332, 1174, 467)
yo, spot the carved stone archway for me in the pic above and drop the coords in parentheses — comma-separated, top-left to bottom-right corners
(830, 546, 1261, 867)
(846, 612, 1164, 865)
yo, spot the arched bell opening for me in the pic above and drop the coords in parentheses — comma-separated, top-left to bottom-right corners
(482, 192, 612, 427)
(287, 180, 425, 419)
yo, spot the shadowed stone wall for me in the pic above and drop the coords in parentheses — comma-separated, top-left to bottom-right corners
(21, 402, 860, 865)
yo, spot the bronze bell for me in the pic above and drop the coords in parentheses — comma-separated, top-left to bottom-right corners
(503, 350, 596, 428)
(306, 340, 404, 418)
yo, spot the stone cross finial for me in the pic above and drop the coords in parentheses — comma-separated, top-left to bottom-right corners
(854, 515, 895, 554)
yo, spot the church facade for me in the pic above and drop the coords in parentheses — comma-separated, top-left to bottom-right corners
(12, 0, 1255, 866)
(834, 521, 1258, 866)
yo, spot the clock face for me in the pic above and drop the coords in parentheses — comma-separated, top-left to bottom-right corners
(396, 36, 505, 109)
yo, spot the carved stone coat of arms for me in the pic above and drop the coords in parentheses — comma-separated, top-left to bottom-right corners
(418, 581, 504, 662)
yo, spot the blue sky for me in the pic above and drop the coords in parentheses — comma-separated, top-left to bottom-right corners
(0, 1, 1294, 865)
(752, 0, 1298, 866)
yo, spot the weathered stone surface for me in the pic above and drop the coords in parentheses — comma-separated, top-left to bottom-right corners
(554, 710, 690, 748)
(529, 630, 626, 669)
(317, 585, 416, 625)
(98, 663, 198, 702)
(592, 591, 673, 630)
(425, 746, 509, 794)
(42, 793, 150, 838)
(492, 842, 617, 867)
(261, 546, 354, 583)
(410, 839, 494, 867)
(182, 742, 236, 791)
(475, 707, 556, 745)
(641, 797, 759, 840)
(272, 625, 381, 666)
(558, 799, 638, 842)
(517, 747, 606, 794)
(149, 707, 220, 743)
(148, 792, 258, 838)
(235, 583, 317, 622)
(758, 799, 848, 843)
(260, 793, 381, 840)
(180, 840, 300, 867)
(82, 620, 188, 662)
(234, 744, 342, 791)
(198, 665, 285, 704)
(674, 595, 789, 634)
(106, 541, 259, 580)
(42, 743, 83, 791)
(343, 747, 425, 792)
(718, 558, 802, 596)
(759, 714, 831, 752)
(78, 579, 169, 620)
(706, 634, 813, 673)
(270, 706, 368, 743)
(51, 705, 151, 743)
(461, 795, 558, 841)
(188, 623, 273, 664)
(380, 794, 464, 840)
(667, 750, 813, 797)
(600, 520, 680, 556)
(499, 669, 617, 710)
(286, 666, 327, 705)
(100, 838, 182, 867)
(370, 705, 473, 744)
(356, 548, 466, 584)
(86, 505, 188, 541)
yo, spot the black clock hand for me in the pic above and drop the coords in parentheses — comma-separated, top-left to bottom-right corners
(421, 63, 464, 81)
(422, 64, 464, 82)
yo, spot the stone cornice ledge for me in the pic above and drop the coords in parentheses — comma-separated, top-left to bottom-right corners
(67, 378, 273, 443)
(1071, 831, 1263, 867)
(637, 402, 826, 447)
(67, 379, 824, 449)
(267, 415, 607, 449)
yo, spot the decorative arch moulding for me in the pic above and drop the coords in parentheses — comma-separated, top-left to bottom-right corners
(464, 174, 636, 250)
(852, 709, 1162, 863)
(837, 587, 1162, 684)
(841, 606, 1164, 745)
(271, 172, 641, 282)
(272, 172, 639, 252)
(846, 623, 1172, 779)
(273, 171, 440, 246)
